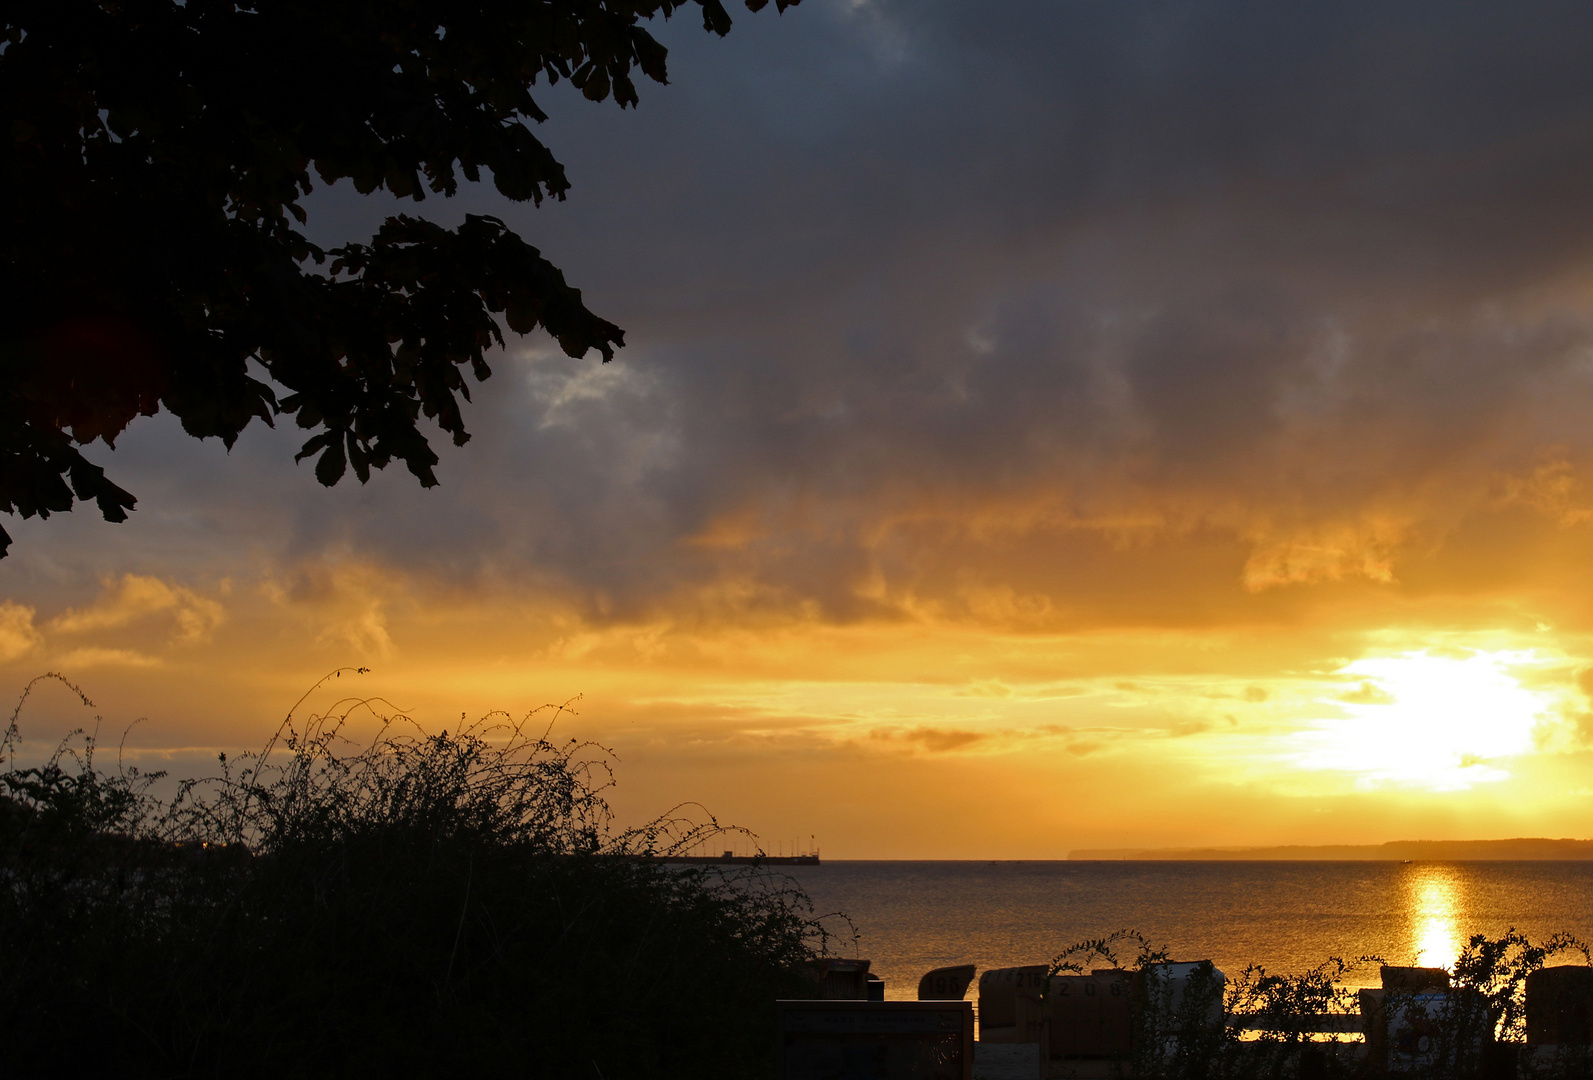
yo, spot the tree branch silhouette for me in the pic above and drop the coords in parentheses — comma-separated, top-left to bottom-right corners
(0, 0, 800, 556)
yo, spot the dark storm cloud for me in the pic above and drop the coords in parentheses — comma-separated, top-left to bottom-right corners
(11, 0, 1593, 620)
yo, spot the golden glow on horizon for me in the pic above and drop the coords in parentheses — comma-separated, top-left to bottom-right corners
(7, 563, 1593, 855)
(1407, 865, 1462, 970)
(1292, 650, 1554, 790)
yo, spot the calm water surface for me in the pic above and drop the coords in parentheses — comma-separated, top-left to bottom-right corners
(784, 861, 1593, 1000)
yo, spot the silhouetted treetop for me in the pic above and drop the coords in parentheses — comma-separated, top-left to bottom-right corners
(0, 0, 798, 556)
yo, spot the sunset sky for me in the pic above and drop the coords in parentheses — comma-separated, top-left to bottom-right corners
(8, 0, 1593, 856)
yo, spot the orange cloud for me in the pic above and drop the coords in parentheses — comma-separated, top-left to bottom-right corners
(51, 574, 224, 645)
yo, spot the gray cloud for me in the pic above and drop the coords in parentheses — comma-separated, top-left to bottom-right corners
(10, 0, 1593, 623)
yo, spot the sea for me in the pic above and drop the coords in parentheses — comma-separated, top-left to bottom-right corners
(783, 861, 1593, 1000)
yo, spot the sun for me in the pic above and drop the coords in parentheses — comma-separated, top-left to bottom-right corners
(1292, 649, 1554, 789)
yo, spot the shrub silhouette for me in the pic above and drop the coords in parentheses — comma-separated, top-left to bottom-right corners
(0, 674, 826, 1079)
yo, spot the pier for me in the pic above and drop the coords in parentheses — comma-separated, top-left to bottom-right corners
(645, 853, 820, 866)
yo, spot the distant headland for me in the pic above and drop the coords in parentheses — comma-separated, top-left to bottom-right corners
(1068, 838, 1593, 860)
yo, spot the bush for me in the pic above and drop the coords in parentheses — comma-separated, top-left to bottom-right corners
(0, 674, 827, 1079)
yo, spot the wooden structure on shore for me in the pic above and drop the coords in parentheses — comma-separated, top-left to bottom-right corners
(641, 852, 820, 866)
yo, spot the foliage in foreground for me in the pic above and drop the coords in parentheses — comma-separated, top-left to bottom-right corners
(0, 674, 828, 1079)
(1, 0, 807, 560)
(1046, 929, 1593, 1079)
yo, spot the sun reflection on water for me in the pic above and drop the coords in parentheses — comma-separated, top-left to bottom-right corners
(1406, 865, 1462, 970)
